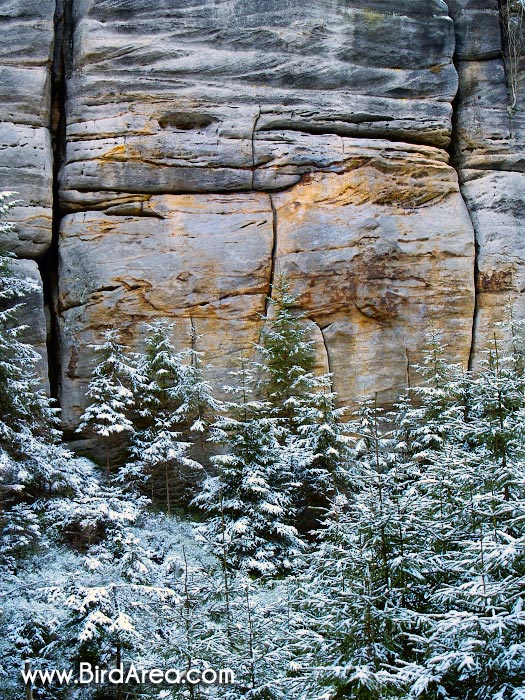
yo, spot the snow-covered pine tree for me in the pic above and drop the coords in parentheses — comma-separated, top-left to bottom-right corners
(43, 462, 146, 553)
(126, 424, 200, 516)
(60, 536, 179, 698)
(350, 323, 525, 699)
(1, 505, 226, 700)
(119, 320, 203, 512)
(176, 336, 222, 465)
(133, 514, 232, 698)
(291, 496, 408, 699)
(256, 276, 317, 424)
(0, 547, 80, 700)
(221, 576, 297, 700)
(0, 193, 87, 561)
(399, 327, 525, 699)
(293, 374, 354, 534)
(467, 329, 525, 485)
(194, 359, 305, 577)
(395, 327, 466, 464)
(257, 276, 351, 533)
(78, 329, 139, 481)
(289, 395, 438, 699)
(0, 193, 59, 444)
(137, 320, 186, 414)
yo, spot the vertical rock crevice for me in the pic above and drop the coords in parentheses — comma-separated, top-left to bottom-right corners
(38, 0, 71, 401)
(449, 0, 524, 369)
(189, 314, 197, 354)
(318, 324, 333, 390)
(250, 108, 261, 190)
(405, 347, 411, 390)
(447, 4, 482, 371)
(265, 195, 279, 317)
(450, 87, 480, 371)
(467, 234, 481, 370)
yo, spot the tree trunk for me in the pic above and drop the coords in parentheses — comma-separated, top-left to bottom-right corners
(106, 447, 110, 483)
(165, 463, 171, 515)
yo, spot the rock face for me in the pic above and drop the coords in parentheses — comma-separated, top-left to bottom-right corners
(451, 0, 525, 359)
(1, 0, 524, 426)
(58, 193, 274, 427)
(58, 142, 475, 426)
(61, 0, 457, 208)
(0, 0, 55, 378)
(271, 140, 474, 405)
(0, 0, 55, 257)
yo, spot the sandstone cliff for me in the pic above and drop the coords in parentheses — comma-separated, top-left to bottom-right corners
(1, 0, 523, 430)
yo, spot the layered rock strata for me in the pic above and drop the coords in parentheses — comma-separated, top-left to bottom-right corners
(56, 0, 474, 425)
(0, 0, 54, 256)
(0, 0, 523, 428)
(0, 0, 55, 377)
(450, 0, 525, 361)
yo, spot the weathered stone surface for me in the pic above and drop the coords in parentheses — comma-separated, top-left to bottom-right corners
(0, 0, 55, 257)
(0, 123, 53, 256)
(58, 193, 274, 428)
(58, 142, 476, 424)
(9, 258, 49, 385)
(254, 135, 451, 192)
(455, 59, 525, 171)
(271, 143, 476, 405)
(59, 0, 457, 204)
(451, 0, 525, 367)
(4, 0, 525, 428)
(452, 1, 525, 171)
(461, 170, 525, 359)
(447, 0, 501, 60)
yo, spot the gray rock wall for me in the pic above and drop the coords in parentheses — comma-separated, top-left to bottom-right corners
(451, 0, 525, 361)
(0, 0, 54, 256)
(0, 0, 524, 426)
(0, 0, 55, 379)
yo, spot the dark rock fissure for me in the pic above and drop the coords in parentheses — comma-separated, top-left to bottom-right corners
(37, 0, 71, 402)
(190, 315, 197, 354)
(446, 10, 480, 372)
(250, 107, 261, 190)
(467, 230, 481, 371)
(265, 195, 278, 316)
(318, 324, 333, 391)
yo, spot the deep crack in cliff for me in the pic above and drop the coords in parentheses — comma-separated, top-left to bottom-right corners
(447, 4, 481, 372)
(266, 195, 279, 317)
(38, 0, 71, 402)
